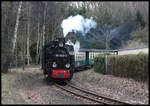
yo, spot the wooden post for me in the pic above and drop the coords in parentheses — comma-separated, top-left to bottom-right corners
(105, 55, 107, 74)
(16, 41, 18, 71)
(85, 51, 89, 65)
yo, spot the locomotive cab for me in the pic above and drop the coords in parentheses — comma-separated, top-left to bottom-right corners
(42, 38, 75, 81)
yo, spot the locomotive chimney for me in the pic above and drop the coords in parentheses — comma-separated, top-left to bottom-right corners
(55, 37, 65, 47)
(57, 37, 65, 44)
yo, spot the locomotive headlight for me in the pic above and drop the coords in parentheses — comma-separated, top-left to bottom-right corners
(52, 62, 57, 68)
(59, 43, 63, 47)
(65, 63, 70, 68)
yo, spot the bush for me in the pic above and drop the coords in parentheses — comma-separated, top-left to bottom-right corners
(131, 27, 148, 45)
(94, 52, 111, 74)
(94, 52, 148, 82)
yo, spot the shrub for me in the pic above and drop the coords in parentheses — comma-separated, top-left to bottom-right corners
(94, 52, 149, 82)
(94, 52, 111, 74)
(109, 52, 148, 82)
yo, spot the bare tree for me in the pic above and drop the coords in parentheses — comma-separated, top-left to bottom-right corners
(27, 2, 31, 65)
(103, 25, 111, 49)
(36, 16, 40, 64)
(2, 2, 21, 73)
(42, 2, 47, 46)
(2, 2, 71, 70)
(12, 1, 22, 53)
(12, 2, 22, 70)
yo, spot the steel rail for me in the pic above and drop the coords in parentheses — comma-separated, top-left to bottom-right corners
(55, 82, 132, 105)
(55, 83, 107, 104)
(67, 82, 132, 105)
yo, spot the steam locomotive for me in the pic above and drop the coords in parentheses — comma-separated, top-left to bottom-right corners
(42, 38, 75, 82)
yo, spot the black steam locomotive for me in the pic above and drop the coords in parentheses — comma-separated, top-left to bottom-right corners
(42, 38, 75, 82)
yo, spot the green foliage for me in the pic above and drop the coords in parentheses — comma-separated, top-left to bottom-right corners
(94, 53, 111, 74)
(94, 52, 148, 82)
(108, 52, 148, 82)
(136, 10, 145, 28)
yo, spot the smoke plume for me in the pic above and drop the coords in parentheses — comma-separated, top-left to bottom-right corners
(61, 14, 96, 37)
(62, 14, 96, 55)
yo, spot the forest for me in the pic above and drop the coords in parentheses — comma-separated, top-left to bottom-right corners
(1, 1, 148, 73)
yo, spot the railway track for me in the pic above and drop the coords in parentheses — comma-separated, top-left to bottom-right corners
(55, 81, 132, 105)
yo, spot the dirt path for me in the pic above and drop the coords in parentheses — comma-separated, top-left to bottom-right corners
(2, 67, 49, 104)
(2, 67, 148, 104)
(2, 67, 92, 104)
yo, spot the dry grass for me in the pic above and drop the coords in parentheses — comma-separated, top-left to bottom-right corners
(75, 69, 103, 82)
(2, 71, 16, 104)
(1, 67, 43, 104)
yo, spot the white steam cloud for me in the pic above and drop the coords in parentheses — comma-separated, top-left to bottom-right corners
(66, 40, 80, 55)
(61, 14, 96, 37)
(62, 14, 96, 55)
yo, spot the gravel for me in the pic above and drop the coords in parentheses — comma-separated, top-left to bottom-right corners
(72, 68, 149, 104)
(2, 67, 148, 104)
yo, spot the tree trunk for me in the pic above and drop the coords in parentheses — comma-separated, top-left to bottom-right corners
(27, 2, 30, 65)
(27, 26, 30, 65)
(39, 36, 42, 65)
(16, 40, 18, 70)
(12, 1, 22, 53)
(42, 2, 47, 46)
(39, 2, 47, 65)
(106, 34, 108, 49)
(51, 22, 60, 40)
(22, 39, 25, 70)
(105, 34, 110, 49)
(42, 25, 45, 46)
(36, 22, 40, 64)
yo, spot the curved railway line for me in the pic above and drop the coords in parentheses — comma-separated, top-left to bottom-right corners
(54, 81, 133, 105)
